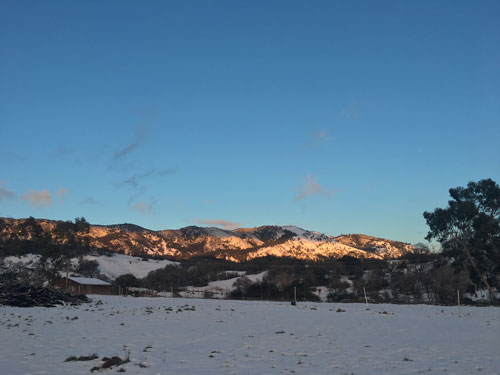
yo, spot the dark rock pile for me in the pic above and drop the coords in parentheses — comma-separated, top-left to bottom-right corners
(0, 282, 91, 307)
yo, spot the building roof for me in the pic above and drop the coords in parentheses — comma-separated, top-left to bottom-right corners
(68, 277, 111, 286)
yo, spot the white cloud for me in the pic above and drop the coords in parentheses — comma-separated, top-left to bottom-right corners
(341, 100, 361, 118)
(56, 188, 69, 203)
(195, 219, 241, 230)
(0, 184, 15, 201)
(302, 129, 331, 151)
(295, 175, 334, 201)
(132, 202, 153, 215)
(314, 130, 330, 141)
(21, 190, 53, 207)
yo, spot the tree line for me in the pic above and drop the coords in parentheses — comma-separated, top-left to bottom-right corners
(113, 178, 500, 304)
(1, 178, 499, 304)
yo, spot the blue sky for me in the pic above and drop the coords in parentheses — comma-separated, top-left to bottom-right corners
(1, 0, 499, 245)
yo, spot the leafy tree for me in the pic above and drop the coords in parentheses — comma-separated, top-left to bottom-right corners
(76, 259, 100, 278)
(74, 217, 90, 234)
(54, 217, 90, 250)
(423, 178, 500, 303)
(268, 271, 293, 294)
(232, 276, 252, 296)
(54, 220, 75, 245)
(429, 264, 471, 303)
(327, 275, 350, 301)
(400, 243, 436, 262)
(115, 274, 140, 289)
(19, 216, 44, 241)
(231, 276, 253, 298)
(390, 270, 421, 303)
(37, 254, 68, 283)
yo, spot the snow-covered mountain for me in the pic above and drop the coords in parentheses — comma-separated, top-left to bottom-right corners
(334, 233, 416, 259)
(0, 218, 416, 261)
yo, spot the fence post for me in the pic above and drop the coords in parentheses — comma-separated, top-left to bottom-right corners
(457, 289, 461, 317)
(363, 287, 369, 309)
(291, 286, 297, 305)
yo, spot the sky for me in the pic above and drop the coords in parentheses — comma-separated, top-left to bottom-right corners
(1, 0, 499, 245)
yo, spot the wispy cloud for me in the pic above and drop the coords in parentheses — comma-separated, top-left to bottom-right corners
(341, 100, 361, 119)
(80, 197, 102, 206)
(0, 151, 28, 163)
(21, 190, 53, 207)
(295, 174, 335, 201)
(50, 145, 74, 158)
(314, 130, 330, 141)
(56, 188, 69, 203)
(110, 122, 176, 206)
(195, 219, 241, 230)
(118, 168, 176, 204)
(113, 125, 146, 160)
(132, 202, 154, 215)
(302, 129, 332, 151)
(0, 184, 15, 201)
(121, 168, 176, 189)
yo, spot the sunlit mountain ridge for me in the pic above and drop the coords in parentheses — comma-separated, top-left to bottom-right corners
(0, 217, 416, 262)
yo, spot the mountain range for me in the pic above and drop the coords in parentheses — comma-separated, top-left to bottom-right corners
(0, 217, 416, 262)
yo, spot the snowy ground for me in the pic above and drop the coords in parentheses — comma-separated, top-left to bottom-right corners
(1, 297, 499, 375)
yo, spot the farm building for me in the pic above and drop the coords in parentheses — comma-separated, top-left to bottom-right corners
(54, 277, 113, 295)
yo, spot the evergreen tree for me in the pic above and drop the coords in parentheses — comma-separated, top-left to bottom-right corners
(423, 178, 500, 303)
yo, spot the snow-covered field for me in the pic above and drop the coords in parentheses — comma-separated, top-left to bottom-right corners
(1, 297, 499, 375)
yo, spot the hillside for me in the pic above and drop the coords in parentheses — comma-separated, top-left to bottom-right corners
(0, 217, 416, 261)
(334, 233, 415, 258)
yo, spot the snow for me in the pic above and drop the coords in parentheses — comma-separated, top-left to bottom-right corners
(312, 286, 330, 301)
(282, 226, 330, 242)
(68, 277, 111, 286)
(179, 272, 267, 299)
(204, 227, 233, 238)
(1, 297, 499, 375)
(2, 254, 176, 280)
(283, 225, 307, 238)
(252, 239, 378, 260)
(246, 271, 267, 283)
(4, 254, 41, 266)
(207, 271, 267, 290)
(79, 254, 176, 279)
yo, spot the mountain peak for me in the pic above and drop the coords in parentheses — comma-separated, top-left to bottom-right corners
(0, 217, 416, 262)
(104, 223, 150, 233)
